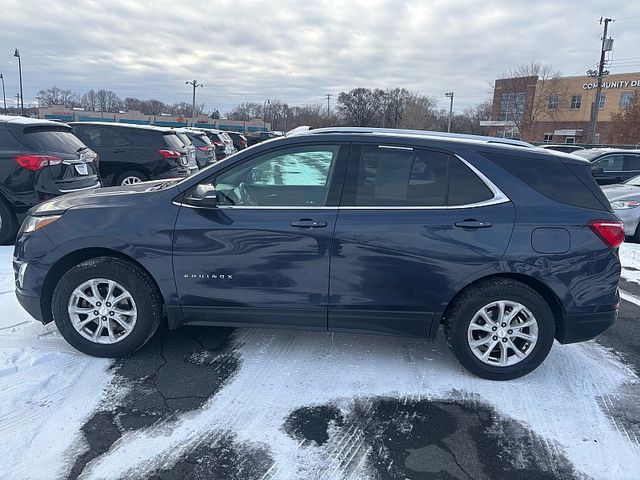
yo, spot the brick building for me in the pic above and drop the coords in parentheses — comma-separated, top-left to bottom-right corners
(481, 72, 640, 144)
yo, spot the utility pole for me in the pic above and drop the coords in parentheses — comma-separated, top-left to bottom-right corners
(185, 80, 203, 126)
(0, 74, 6, 112)
(588, 17, 612, 144)
(263, 99, 270, 130)
(445, 92, 454, 133)
(14, 49, 23, 115)
(325, 94, 332, 117)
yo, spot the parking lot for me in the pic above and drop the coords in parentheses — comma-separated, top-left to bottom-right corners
(1, 242, 639, 480)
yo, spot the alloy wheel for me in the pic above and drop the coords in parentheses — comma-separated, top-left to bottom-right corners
(67, 278, 137, 344)
(467, 300, 539, 367)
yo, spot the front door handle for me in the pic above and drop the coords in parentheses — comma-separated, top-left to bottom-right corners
(290, 219, 328, 228)
(455, 220, 492, 230)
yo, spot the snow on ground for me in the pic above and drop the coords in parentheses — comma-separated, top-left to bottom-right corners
(0, 245, 639, 479)
(0, 247, 113, 480)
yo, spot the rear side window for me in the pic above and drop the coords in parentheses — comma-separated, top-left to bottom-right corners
(481, 152, 609, 211)
(343, 145, 493, 207)
(80, 126, 130, 147)
(21, 126, 87, 153)
(163, 133, 184, 150)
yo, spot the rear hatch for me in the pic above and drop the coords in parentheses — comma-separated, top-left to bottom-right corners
(176, 132, 198, 172)
(162, 132, 194, 175)
(8, 123, 100, 195)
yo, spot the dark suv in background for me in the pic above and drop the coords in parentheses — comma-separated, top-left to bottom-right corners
(70, 123, 194, 185)
(0, 115, 100, 243)
(14, 127, 621, 380)
(225, 131, 248, 151)
(180, 129, 216, 168)
(573, 148, 640, 185)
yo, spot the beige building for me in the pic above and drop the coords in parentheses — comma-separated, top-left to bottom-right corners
(482, 71, 640, 144)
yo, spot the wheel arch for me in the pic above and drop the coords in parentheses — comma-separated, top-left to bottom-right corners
(434, 272, 566, 342)
(40, 247, 165, 324)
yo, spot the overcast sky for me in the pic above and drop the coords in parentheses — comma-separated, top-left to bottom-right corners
(1, 0, 639, 115)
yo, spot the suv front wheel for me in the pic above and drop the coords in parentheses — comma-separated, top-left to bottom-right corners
(52, 256, 163, 357)
(444, 278, 555, 380)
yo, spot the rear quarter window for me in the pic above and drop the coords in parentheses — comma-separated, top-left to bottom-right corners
(163, 133, 185, 150)
(481, 152, 610, 211)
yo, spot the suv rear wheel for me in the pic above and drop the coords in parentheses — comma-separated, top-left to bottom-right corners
(116, 170, 149, 186)
(52, 256, 163, 357)
(444, 278, 555, 380)
(0, 198, 18, 244)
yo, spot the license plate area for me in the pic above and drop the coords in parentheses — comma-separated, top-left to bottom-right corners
(75, 164, 88, 175)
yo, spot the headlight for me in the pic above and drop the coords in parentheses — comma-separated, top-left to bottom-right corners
(611, 200, 640, 210)
(21, 215, 61, 234)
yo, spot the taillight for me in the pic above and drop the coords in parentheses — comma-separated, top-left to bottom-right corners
(588, 220, 625, 248)
(157, 149, 180, 159)
(15, 155, 63, 171)
(197, 146, 210, 151)
(213, 141, 224, 146)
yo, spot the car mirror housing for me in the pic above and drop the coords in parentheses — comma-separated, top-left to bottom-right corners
(186, 184, 217, 207)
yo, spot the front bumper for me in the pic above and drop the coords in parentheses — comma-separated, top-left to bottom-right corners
(557, 309, 617, 344)
(15, 287, 44, 323)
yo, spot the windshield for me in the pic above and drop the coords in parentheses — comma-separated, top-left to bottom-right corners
(572, 150, 612, 161)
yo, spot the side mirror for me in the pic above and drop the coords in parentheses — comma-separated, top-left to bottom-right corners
(186, 184, 217, 207)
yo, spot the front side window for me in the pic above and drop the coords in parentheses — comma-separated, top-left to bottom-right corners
(626, 155, 640, 171)
(213, 145, 340, 206)
(343, 145, 493, 207)
(548, 95, 559, 110)
(570, 95, 582, 109)
(594, 155, 624, 171)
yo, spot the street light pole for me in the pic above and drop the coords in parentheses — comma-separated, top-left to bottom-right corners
(14, 49, 24, 115)
(185, 80, 203, 126)
(263, 99, 270, 130)
(445, 92, 454, 133)
(0, 74, 6, 113)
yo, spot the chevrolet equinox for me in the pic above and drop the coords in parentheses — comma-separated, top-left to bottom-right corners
(14, 128, 622, 380)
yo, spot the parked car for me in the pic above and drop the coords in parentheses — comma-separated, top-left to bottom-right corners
(69, 123, 194, 185)
(572, 148, 640, 185)
(247, 130, 279, 146)
(539, 144, 586, 153)
(181, 129, 216, 168)
(174, 129, 199, 173)
(14, 127, 621, 380)
(0, 115, 100, 243)
(197, 128, 236, 160)
(602, 174, 640, 240)
(224, 131, 248, 150)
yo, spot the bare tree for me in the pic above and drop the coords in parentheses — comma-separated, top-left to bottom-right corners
(608, 92, 640, 144)
(37, 86, 77, 107)
(168, 102, 204, 117)
(95, 89, 123, 112)
(81, 89, 99, 111)
(499, 62, 568, 137)
(226, 102, 264, 121)
(337, 88, 384, 126)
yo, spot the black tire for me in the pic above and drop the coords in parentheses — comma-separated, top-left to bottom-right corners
(0, 198, 18, 245)
(115, 170, 149, 186)
(444, 278, 555, 381)
(52, 256, 163, 357)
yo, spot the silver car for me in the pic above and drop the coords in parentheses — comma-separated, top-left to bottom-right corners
(603, 175, 640, 240)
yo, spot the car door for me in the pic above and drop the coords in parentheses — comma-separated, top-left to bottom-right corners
(172, 142, 349, 330)
(591, 154, 625, 184)
(328, 143, 515, 337)
(78, 126, 132, 184)
(624, 154, 640, 181)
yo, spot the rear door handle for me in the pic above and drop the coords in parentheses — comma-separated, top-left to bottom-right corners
(454, 220, 492, 229)
(290, 219, 328, 228)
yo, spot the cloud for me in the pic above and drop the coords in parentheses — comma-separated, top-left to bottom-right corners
(1, 0, 639, 113)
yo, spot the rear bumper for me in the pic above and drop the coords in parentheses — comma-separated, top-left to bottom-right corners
(557, 309, 617, 344)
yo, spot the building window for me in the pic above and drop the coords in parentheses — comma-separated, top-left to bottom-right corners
(543, 133, 553, 143)
(565, 137, 575, 144)
(496, 127, 521, 140)
(570, 95, 582, 109)
(598, 93, 606, 109)
(548, 95, 559, 110)
(620, 92, 634, 109)
(498, 92, 525, 122)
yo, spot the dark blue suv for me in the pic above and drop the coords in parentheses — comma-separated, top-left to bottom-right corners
(13, 128, 622, 380)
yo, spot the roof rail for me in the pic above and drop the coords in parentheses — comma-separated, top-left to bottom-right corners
(295, 126, 534, 148)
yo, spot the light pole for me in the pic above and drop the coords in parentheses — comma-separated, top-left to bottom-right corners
(0, 73, 6, 113)
(263, 99, 270, 130)
(185, 80, 203, 126)
(14, 49, 24, 116)
(445, 91, 454, 133)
